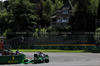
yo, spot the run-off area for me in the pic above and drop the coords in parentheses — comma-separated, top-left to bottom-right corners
(1, 52, 100, 66)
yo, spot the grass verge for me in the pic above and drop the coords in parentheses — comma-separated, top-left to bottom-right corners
(11, 49, 86, 53)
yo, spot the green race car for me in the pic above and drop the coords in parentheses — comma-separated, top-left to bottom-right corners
(24, 52, 49, 64)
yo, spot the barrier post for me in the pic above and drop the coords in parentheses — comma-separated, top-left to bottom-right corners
(19, 45, 21, 49)
(57, 46, 59, 49)
(50, 46, 51, 49)
(28, 45, 30, 49)
(84, 46, 87, 50)
(66, 46, 69, 50)
(74, 46, 77, 50)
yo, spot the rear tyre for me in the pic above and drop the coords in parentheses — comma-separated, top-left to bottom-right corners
(34, 57, 37, 64)
(24, 59, 28, 64)
(45, 59, 49, 63)
(34, 54, 38, 57)
(34, 60, 37, 64)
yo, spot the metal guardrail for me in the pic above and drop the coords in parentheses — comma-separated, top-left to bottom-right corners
(8, 44, 100, 50)
(34, 46, 100, 50)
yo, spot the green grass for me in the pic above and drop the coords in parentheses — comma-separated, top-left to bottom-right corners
(11, 49, 86, 53)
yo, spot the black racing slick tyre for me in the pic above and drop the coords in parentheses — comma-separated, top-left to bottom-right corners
(45, 59, 49, 63)
(34, 60, 37, 64)
(34, 54, 38, 57)
(34, 57, 38, 64)
(24, 59, 28, 64)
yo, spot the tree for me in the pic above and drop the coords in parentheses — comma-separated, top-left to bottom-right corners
(69, 0, 99, 32)
(0, 10, 9, 36)
(7, 0, 37, 32)
(97, 0, 100, 20)
(71, 0, 77, 5)
(37, 0, 55, 27)
(35, 0, 45, 27)
(54, 0, 63, 10)
(0, 1, 4, 11)
(0, 1, 9, 36)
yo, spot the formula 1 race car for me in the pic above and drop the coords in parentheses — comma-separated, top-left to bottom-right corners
(24, 52, 49, 64)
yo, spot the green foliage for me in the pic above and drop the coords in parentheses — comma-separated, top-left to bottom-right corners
(33, 28, 48, 37)
(0, 1, 4, 12)
(95, 27, 100, 43)
(0, 9, 8, 35)
(7, 0, 37, 32)
(36, 0, 63, 27)
(33, 28, 39, 37)
(54, 0, 63, 10)
(43, 0, 55, 23)
(69, 0, 99, 32)
(33, 26, 58, 37)
(87, 0, 99, 16)
(36, 0, 55, 27)
(96, 27, 100, 32)
(48, 26, 58, 36)
(40, 28, 47, 37)
(65, 26, 71, 30)
(0, 0, 100, 37)
(71, 0, 77, 5)
(44, 0, 54, 16)
(97, 0, 100, 20)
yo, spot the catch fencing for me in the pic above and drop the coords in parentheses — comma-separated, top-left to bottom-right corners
(4, 34, 100, 50)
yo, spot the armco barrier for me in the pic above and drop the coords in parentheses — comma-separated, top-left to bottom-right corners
(67, 46, 76, 50)
(43, 46, 50, 49)
(86, 46, 94, 50)
(21, 45, 28, 49)
(10, 45, 33, 49)
(10, 45, 100, 50)
(59, 46, 66, 50)
(11, 45, 19, 49)
(51, 46, 58, 49)
(34, 46, 100, 50)
(94, 46, 100, 50)
(30, 45, 34, 49)
(34, 46, 43, 49)
(77, 46, 86, 50)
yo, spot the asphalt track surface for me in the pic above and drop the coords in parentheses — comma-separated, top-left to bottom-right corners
(1, 52, 100, 66)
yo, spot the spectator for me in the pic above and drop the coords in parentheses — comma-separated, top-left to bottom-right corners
(21, 36, 24, 42)
(0, 53, 2, 56)
(0, 49, 2, 56)
(14, 49, 19, 55)
(0, 42, 4, 50)
(0, 42, 4, 55)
